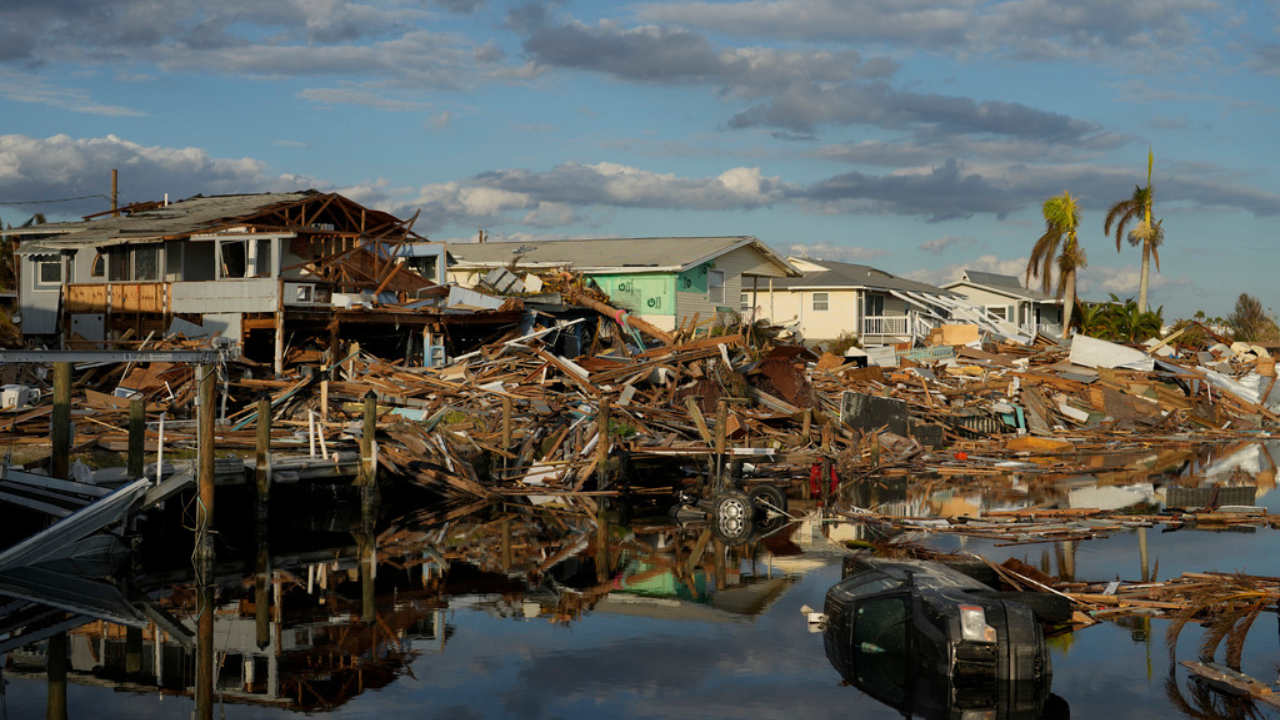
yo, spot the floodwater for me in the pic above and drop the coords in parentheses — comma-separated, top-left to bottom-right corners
(3, 440, 1280, 719)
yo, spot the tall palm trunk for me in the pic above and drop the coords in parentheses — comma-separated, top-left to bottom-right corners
(1138, 241, 1151, 313)
(1062, 269, 1076, 336)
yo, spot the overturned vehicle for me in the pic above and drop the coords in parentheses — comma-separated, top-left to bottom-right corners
(823, 558, 1067, 719)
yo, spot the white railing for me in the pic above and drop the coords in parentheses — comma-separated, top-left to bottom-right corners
(1020, 321, 1063, 338)
(912, 313, 940, 339)
(863, 315, 909, 336)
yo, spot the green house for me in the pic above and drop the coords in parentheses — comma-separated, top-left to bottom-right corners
(446, 236, 799, 333)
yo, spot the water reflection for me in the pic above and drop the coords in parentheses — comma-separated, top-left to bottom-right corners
(0, 497, 802, 715)
(3, 440, 1280, 718)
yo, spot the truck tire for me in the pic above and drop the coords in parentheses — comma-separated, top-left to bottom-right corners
(748, 484, 788, 516)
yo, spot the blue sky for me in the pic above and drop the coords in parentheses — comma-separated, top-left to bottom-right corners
(2, 0, 1279, 320)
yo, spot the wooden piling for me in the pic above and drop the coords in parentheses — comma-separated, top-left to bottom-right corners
(128, 397, 144, 480)
(714, 398, 728, 492)
(46, 631, 67, 720)
(51, 362, 71, 479)
(255, 539, 271, 650)
(358, 391, 376, 488)
(195, 363, 216, 720)
(255, 394, 272, 517)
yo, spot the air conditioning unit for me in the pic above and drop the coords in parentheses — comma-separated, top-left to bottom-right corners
(1, 385, 41, 410)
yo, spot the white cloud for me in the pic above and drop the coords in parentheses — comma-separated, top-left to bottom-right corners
(919, 235, 977, 253)
(0, 133, 320, 215)
(0, 69, 144, 117)
(426, 109, 454, 131)
(784, 242, 890, 262)
(903, 254, 1030, 287)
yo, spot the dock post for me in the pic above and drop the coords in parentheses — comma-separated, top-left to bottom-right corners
(358, 390, 378, 626)
(46, 631, 67, 720)
(125, 626, 143, 675)
(255, 533, 271, 650)
(358, 391, 376, 488)
(501, 396, 513, 479)
(51, 362, 71, 479)
(256, 394, 272, 520)
(714, 399, 728, 492)
(128, 397, 145, 480)
(595, 504, 610, 585)
(195, 363, 216, 720)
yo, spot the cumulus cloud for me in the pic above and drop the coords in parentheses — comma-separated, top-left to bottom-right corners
(634, 0, 975, 47)
(635, 0, 1225, 70)
(520, 19, 881, 95)
(729, 82, 1104, 136)
(1076, 264, 1191, 301)
(0, 133, 320, 217)
(398, 161, 790, 231)
(798, 159, 1022, 221)
(903, 254, 1030, 287)
(0, 0, 522, 101)
(920, 235, 977, 253)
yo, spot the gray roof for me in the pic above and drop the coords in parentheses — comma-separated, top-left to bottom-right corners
(446, 236, 798, 276)
(771, 258, 955, 296)
(944, 269, 1059, 303)
(11, 192, 315, 254)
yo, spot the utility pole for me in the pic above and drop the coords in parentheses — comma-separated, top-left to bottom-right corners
(111, 169, 119, 217)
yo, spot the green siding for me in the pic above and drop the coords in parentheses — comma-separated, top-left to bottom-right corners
(591, 273, 677, 315)
(677, 262, 710, 294)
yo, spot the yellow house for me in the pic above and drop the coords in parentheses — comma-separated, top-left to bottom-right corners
(750, 257, 962, 347)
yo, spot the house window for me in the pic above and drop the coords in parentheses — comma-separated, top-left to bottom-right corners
(864, 293, 884, 317)
(91, 253, 105, 278)
(35, 257, 62, 288)
(254, 239, 272, 277)
(740, 292, 752, 312)
(987, 306, 1008, 320)
(708, 269, 725, 304)
(220, 241, 247, 278)
(813, 292, 830, 312)
(134, 246, 160, 281)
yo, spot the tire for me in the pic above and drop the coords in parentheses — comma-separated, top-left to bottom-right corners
(748, 484, 788, 517)
(970, 591, 1074, 625)
(711, 490, 754, 545)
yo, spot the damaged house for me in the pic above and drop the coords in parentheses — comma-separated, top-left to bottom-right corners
(7, 192, 516, 370)
(446, 236, 801, 333)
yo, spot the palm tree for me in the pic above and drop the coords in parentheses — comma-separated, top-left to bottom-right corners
(1104, 148, 1163, 312)
(1027, 191, 1086, 336)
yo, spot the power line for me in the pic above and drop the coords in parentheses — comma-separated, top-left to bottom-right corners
(0, 193, 111, 206)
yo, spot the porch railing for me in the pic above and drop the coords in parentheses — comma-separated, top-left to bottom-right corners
(862, 315, 909, 336)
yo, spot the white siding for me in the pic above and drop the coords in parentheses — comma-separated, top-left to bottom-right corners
(675, 246, 787, 332)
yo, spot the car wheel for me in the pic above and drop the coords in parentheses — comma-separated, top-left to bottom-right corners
(711, 490, 754, 545)
(970, 591, 1074, 625)
(748, 484, 788, 517)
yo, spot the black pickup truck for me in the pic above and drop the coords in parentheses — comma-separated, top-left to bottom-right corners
(823, 558, 1067, 719)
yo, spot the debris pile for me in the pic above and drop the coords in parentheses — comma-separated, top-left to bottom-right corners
(3, 275, 1280, 512)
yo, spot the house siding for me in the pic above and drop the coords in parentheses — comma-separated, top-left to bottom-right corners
(673, 246, 773, 331)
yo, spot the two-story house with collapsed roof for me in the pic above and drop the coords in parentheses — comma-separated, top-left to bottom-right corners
(6, 192, 505, 371)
